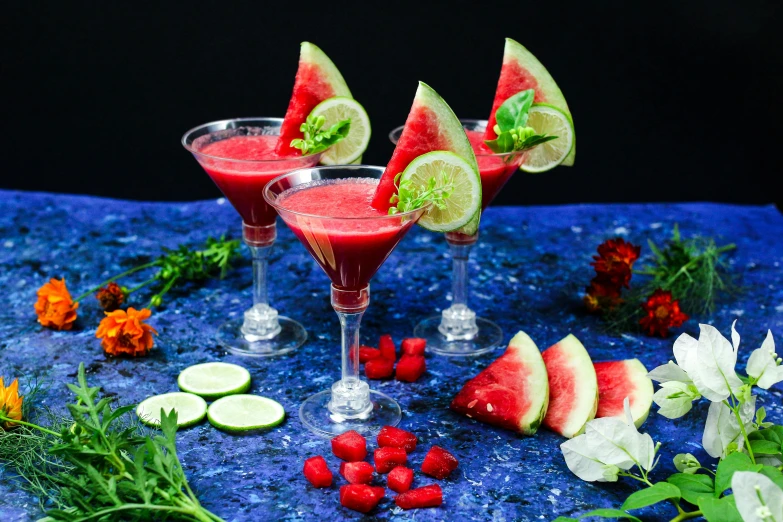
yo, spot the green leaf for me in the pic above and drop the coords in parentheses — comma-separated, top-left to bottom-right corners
(759, 465, 783, 490)
(715, 452, 762, 496)
(749, 439, 783, 456)
(621, 482, 681, 510)
(667, 473, 715, 506)
(698, 495, 743, 522)
(578, 508, 642, 521)
(494, 89, 535, 131)
(552, 518, 579, 522)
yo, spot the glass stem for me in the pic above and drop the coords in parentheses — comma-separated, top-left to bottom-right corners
(339, 311, 363, 388)
(249, 244, 271, 307)
(439, 232, 479, 340)
(450, 243, 471, 308)
(241, 223, 281, 341)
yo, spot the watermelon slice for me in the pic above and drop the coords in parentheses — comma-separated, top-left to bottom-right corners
(484, 38, 575, 166)
(541, 334, 599, 438)
(276, 42, 352, 156)
(594, 359, 654, 428)
(371, 82, 478, 226)
(450, 331, 549, 435)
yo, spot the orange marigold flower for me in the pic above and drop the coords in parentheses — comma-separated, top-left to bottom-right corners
(95, 282, 126, 312)
(96, 307, 157, 357)
(0, 377, 24, 430)
(639, 289, 689, 337)
(34, 278, 79, 331)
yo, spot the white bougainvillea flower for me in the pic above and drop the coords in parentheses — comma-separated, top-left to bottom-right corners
(673, 453, 701, 474)
(561, 398, 658, 482)
(747, 330, 783, 389)
(702, 397, 756, 459)
(732, 471, 783, 522)
(652, 381, 702, 419)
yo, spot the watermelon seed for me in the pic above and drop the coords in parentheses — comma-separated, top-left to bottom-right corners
(487, 404, 494, 412)
(467, 400, 477, 409)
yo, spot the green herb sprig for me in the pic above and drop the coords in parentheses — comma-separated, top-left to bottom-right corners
(290, 114, 350, 155)
(388, 171, 454, 215)
(0, 364, 224, 521)
(484, 89, 557, 155)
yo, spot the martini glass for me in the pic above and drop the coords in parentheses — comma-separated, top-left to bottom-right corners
(182, 117, 323, 357)
(265, 165, 427, 437)
(389, 119, 529, 356)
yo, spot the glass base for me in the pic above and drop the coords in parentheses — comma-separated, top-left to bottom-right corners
(216, 316, 306, 357)
(414, 315, 503, 357)
(299, 389, 402, 438)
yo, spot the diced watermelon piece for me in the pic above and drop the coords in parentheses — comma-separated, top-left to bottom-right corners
(303, 456, 332, 488)
(421, 446, 458, 479)
(374, 447, 407, 474)
(340, 461, 374, 485)
(401, 338, 426, 356)
(331, 430, 367, 462)
(395, 484, 443, 509)
(387, 466, 414, 493)
(276, 42, 352, 156)
(359, 346, 381, 363)
(395, 355, 426, 382)
(339, 484, 385, 513)
(379, 334, 396, 361)
(377, 425, 417, 453)
(365, 357, 394, 380)
(372, 82, 477, 212)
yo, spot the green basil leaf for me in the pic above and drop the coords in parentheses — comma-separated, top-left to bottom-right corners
(749, 439, 783, 456)
(667, 473, 715, 506)
(698, 495, 743, 522)
(760, 465, 783, 490)
(494, 89, 535, 131)
(621, 482, 681, 510)
(714, 452, 762, 496)
(578, 508, 642, 521)
(484, 132, 515, 154)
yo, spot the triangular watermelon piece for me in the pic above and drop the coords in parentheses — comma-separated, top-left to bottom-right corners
(275, 42, 352, 156)
(371, 82, 477, 217)
(594, 359, 654, 428)
(484, 38, 574, 165)
(541, 334, 598, 438)
(450, 331, 549, 435)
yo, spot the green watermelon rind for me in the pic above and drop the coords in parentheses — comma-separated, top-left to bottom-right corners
(504, 38, 575, 166)
(300, 42, 352, 99)
(507, 331, 550, 435)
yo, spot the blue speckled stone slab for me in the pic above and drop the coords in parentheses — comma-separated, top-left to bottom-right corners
(1, 190, 782, 521)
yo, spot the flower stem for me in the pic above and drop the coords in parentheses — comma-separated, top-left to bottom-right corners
(669, 510, 702, 522)
(74, 261, 159, 301)
(733, 404, 756, 464)
(0, 415, 61, 437)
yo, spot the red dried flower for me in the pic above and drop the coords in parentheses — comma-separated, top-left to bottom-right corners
(95, 282, 126, 312)
(584, 280, 622, 312)
(639, 289, 689, 337)
(591, 238, 641, 289)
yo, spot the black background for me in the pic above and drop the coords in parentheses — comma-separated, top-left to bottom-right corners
(3, 2, 781, 209)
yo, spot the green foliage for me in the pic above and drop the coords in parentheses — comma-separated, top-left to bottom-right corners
(714, 452, 761, 496)
(621, 482, 681, 510)
(484, 89, 558, 155)
(388, 171, 454, 215)
(698, 496, 743, 522)
(666, 473, 715, 506)
(290, 114, 350, 155)
(553, 509, 642, 521)
(0, 364, 223, 521)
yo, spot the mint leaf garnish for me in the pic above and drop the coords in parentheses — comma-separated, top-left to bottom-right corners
(494, 89, 535, 130)
(485, 88, 557, 155)
(290, 114, 351, 155)
(389, 171, 454, 215)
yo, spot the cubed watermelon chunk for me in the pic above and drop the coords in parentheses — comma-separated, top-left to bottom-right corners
(395, 484, 443, 509)
(379, 334, 396, 361)
(303, 456, 332, 488)
(359, 346, 381, 363)
(387, 466, 414, 493)
(421, 446, 458, 479)
(365, 357, 394, 380)
(339, 484, 385, 513)
(395, 355, 426, 382)
(340, 461, 374, 485)
(401, 338, 426, 356)
(331, 430, 367, 462)
(377, 425, 417, 453)
(374, 447, 407, 474)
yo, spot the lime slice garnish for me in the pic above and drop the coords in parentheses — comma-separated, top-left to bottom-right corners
(311, 97, 371, 165)
(399, 150, 482, 234)
(520, 103, 575, 173)
(177, 362, 251, 400)
(136, 392, 207, 428)
(207, 395, 285, 432)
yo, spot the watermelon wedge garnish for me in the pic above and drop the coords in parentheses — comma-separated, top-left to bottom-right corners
(541, 334, 598, 438)
(484, 38, 574, 166)
(594, 359, 654, 428)
(450, 331, 549, 435)
(371, 82, 478, 231)
(276, 42, 352, 156)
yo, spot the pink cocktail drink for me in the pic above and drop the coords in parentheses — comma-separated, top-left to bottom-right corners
(465, 129, 528, 210)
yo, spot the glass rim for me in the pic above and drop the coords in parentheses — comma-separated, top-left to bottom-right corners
(388, 118, 526, 160)
(181, 116, 323, 164)
(263, 165, 431, 221)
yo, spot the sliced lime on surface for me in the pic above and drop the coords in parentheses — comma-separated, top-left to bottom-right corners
(520, 103, 575, 173)
(177, 362, 251, 400)
(207, 395, 285, 432)
(399, 150, 481, 234)
(136, 392, 207, 428)
(311, 97, 371, 165)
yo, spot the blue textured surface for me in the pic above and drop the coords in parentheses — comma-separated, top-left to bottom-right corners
(1, 190, 782, 522)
